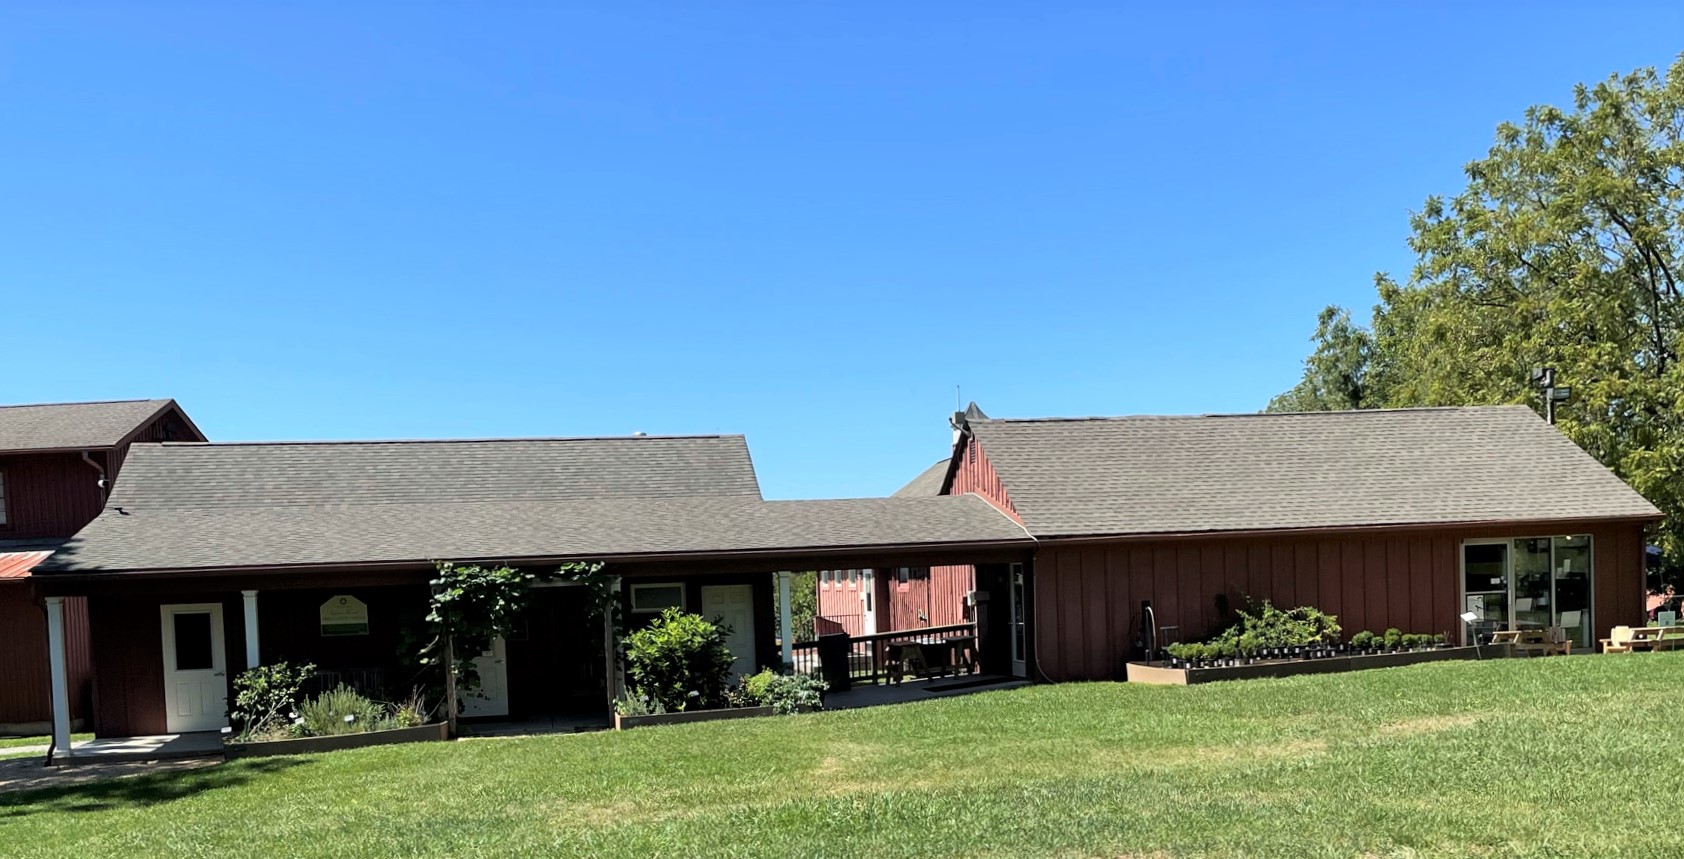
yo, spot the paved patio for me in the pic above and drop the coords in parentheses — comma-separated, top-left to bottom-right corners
(53, 731, 225, 766)
(824, 674, 1027, 709)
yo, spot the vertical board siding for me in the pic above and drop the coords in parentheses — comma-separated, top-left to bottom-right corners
(949, 438, 1019, 521)
(0, 589, 90, 725)
(0, 453, 103, 539)
(1032, 520, 1651, 681)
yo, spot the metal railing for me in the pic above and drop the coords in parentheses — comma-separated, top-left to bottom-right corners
(792, 622, 978, 686)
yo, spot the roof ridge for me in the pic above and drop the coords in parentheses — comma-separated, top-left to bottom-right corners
(979, 405, 1528, 424)
(138, 434, 746, 448)
(0, 397, 170, 410)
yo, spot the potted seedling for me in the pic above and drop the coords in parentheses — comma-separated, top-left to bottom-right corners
(1383, 628, 1403, 653)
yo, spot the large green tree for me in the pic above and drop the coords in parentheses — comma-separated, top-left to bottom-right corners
(1272, 56, 1684, 560)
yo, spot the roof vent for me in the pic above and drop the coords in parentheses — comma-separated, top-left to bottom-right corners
(633, 431, 647, 437)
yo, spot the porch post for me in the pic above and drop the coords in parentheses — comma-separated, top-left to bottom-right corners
(45, 596, 72, 759)
(603, 575, 623, 711)
(241, 590, 261, 668)
(777, 571, 794, 670)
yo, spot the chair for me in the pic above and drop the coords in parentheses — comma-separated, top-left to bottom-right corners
(1601, 626, 1636, 654)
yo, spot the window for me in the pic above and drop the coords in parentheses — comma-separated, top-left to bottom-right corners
(630, 583, 685, 613)
(847, 569, 858, 588)
(897, 567, 911, 589)
(822, 570, 833, 587)
(0, 471, 7, 527)
(172, 612, 214, 671)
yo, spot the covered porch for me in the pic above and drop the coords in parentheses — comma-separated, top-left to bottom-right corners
(32, 538, 1033, 759)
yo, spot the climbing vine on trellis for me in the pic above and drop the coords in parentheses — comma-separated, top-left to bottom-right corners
(422, 559, 611, 734)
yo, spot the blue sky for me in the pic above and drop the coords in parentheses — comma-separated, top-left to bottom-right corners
(3, 3, 1681, 498)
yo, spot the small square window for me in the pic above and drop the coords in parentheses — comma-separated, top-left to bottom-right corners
(631, 583, 685, 613)
(897, 567, 911, 586)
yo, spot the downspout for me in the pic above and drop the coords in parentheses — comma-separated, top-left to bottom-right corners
(80, 451, 108, 503)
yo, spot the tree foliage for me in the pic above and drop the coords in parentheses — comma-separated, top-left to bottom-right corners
(1271, 56, 1684, 561)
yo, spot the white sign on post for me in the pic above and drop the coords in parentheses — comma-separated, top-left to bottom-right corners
(320, 595, 370, 636)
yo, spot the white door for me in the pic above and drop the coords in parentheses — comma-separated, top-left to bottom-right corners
(701, 584, 757, 680)
(461, 636, 510, 718)
(161, 603, 228, 733)
(860, 569, 877, 635)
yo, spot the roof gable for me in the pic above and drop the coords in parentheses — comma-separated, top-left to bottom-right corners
(968, 405, 1661, 538)
(891, 459, 951, 497)
(107, 435, 764, 510)
(0, 399, 187, 453)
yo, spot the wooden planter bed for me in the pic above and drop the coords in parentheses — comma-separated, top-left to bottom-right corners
(613, 706, 776, 730)
(1125, 645, 1508, 686)
(224, 722, 449, 758)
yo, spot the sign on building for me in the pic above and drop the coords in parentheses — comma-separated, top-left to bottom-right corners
(320, 595, 370, 636)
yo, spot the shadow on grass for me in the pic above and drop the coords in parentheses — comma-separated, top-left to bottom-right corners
(0, 757, 310, 817)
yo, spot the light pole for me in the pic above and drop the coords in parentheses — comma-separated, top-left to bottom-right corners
(1530, 367, 1571, 425)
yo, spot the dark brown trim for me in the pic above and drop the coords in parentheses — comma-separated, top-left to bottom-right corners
(1033, 514, 1663, 547)
(30, 539, 1037, 592)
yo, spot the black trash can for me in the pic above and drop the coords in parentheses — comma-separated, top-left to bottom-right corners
(816, 632, 853, 693)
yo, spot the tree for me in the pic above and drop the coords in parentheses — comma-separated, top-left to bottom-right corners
(1271, 55, 1684, 561)
(1266, 305, 1374, 412)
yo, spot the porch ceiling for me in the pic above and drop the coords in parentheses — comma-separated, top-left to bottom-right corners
(35, 494, 1032, 577)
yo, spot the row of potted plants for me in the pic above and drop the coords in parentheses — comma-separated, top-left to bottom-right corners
(1159, 601, 1452, 669)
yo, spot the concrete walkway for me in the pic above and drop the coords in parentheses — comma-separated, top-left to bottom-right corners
(0, 755, 218, 795)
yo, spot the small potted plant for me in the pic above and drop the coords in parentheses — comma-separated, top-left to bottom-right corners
(1383, 628, 1403, 653)
(1349, 630, 1374, 653)
(1434, 632, 1449, 649)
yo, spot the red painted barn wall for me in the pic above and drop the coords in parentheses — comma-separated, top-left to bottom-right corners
(88, 591, 245, 738)
(0, 588, 90, 728)
(0, 453, 104, 540)
(881, 566, 972, 629)
(1031, 521, 1649, 682)
(949, 437, 1018, 520)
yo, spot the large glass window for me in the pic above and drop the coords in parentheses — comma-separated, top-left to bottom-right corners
(1462, 536, 1594, 647)
(172, 612, 214, 671)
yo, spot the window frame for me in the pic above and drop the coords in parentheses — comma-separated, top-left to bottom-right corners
(629, 582, 687, 614)
(0, 468, 8, 529)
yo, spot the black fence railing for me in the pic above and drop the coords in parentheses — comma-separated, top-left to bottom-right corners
(792, 622, 978, 687)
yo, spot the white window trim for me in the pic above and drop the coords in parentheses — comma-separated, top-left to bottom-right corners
(630, 582, 686, 613)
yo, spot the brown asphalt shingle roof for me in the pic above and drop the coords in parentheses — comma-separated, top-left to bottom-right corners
(113, 436, 764, 508)
(891, 459, 951, 497)
(39, 495, 1029, 572)
(0, 399, 179, 452)
(969, 405, 1661, 538)
(37, 435, 1031, 573)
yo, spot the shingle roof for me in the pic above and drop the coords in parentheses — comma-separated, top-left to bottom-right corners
(892, 459, 951, 498)
(968, 405, 1661, 538)
(38, 495, 1030, 572)
(0, 399, 179, 452)
(108, 436, 763, 509)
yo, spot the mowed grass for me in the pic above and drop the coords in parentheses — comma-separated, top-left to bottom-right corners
(2, 656, 1680, 858)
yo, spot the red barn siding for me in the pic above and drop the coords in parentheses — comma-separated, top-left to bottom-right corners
(0, 453, 105, 539)
(1030, 520, 1650, 682)
(949, 437, 1019, 520)
(89, 591, 244, 738)
(0, 587, 91, 729)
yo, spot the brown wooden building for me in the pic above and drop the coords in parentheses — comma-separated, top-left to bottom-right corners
(32, 435, 1030, 745)
(936, 403, 1661, 682)
(0, 399, 204, 734)
(817, 460, 976, 637)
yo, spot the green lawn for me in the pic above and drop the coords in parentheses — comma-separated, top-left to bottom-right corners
(0, 733, 90, 750)
(1, 656, 1679, 857)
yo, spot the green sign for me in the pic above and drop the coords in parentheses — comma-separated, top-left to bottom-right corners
(320, 595, 370, 636)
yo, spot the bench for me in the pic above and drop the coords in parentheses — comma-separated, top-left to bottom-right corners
(1491, 628, 1570, 656)
(1601, 625, 1684, 653)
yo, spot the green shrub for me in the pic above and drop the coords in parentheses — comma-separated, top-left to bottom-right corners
(726, 668, 828, 714)
(1383, 628, 1403, 649)
(295, 685, 392, 736)
(1433, 633, 1448, 647)
(229, 662, 316, 741)
(1350, 630, 1375, 650)
(624, 608, 737, 712)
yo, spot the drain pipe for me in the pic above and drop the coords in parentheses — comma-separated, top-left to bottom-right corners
(80, 451, 108, 502)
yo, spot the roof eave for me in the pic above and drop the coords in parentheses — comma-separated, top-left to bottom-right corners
(1029, 512, 1665, 545)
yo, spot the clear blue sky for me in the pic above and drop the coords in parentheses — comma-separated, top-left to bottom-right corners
(4, 3, 1681, 498)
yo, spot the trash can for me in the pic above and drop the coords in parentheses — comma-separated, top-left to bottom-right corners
(816, 632, 852, 693)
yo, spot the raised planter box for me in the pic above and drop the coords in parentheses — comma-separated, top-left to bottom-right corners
(224, 722, 449, 758)
(1126, 645, 1508, 686)
(614, 706, 776, 730)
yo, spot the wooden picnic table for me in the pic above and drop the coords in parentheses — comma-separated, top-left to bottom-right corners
(1491, 628, 1571, 656)
(1601, 625, 1684, 653)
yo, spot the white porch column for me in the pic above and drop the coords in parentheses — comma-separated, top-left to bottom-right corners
(45, 596, 72, 758)
(777, 571, 794, 670)
(604, 576, 623, 710)
(241, 590, 261, 668)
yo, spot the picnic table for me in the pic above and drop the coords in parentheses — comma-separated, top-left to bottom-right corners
(1491, 628, 1571, 656)
(1601, 625, 1684, 653)
(885, 635, 978, 684)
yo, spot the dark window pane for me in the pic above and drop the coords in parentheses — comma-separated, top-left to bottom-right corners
(173, 612, 213, 670)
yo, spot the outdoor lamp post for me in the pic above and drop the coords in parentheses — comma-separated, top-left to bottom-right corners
(1530, 367, 1572, 425)
(1460, 611, 1482, 659)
